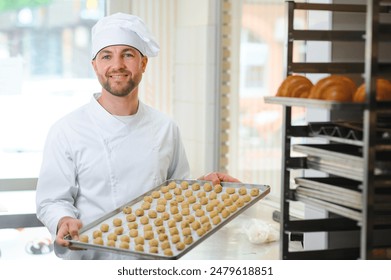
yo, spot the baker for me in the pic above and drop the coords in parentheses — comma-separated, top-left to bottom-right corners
(35, 12, 239, 260)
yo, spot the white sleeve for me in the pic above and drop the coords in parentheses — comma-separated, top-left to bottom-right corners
(35, 122, 80, 236)
(167, 123, 190, 180)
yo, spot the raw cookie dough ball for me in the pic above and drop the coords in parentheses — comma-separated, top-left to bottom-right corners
(129, 229, 138, 238)
(243, 194, 252, 203)
(144, 196, 153, 203)
(164, 192, 173, 200)
(107, 233, 117, 241)
(231, 193, 239, 202)
(203, 182, 213, 192)
(144, 224, 153, 232)
(180, 181, 189, 190)
(149, 247, 159, 254)
(235, 198, 245, 208)
(229, 204, 238, 213)
(135, 244, 144, 252)
(126, 214, 136, 222)
(159, 233, 168, 242)
(100, 223, 109, 232)
(173, 188, 182, 195)
(127, 222, 138, 230)
(120, 235, 130, 243)
(93, 237, 104, 245)
(171, 234, 181, 244)
(203, 222, 212, 232)
(197, 191, 206, 198)
(199, 197, 208, 205)
(141, 201, 151, 210)
(134, 236, 144, 245)
(238, 186, 247, 195)
(155, 226, 165, 235)
(182, 227, 191, 236)
(181, 220, 190, 229)
(226, 187, 236, 194)
(199, 216, 210, 224)
(209, 210, 218, 219)
(140, 216, 149, 225)
(250, 188, 260, 197)
(221, 209, 230, 218)
(181, 208, 190, 216)
(184, 189, 193, 197)
(161, 241, 170, 250)
(192, 183, 201, 191)
(119, 242, 129, 249)
(175, 195, 185, 203)
(186, 215, 195, 223)
(157, 198, 167, 205)
(224, 198, 233, 207)
(154, 218, 164, 227)
(187, 196, 196, 204)
(196, 228, 206, 237)
(176, 242, 185, 251)
(144, 231, 154, 240)
(168, 181, 177, 189)
(191, 221, 201, 231)
(170, 206, 179, 214)
(93, 230, 102, 239)
(170, 200, 178, 207)
(160, 212, 170, 221)
(156, 204, 166, 213)
(122, 206, 132, 214)
(206, 203, 215, 212)
(79, 235, 89, 243)
(167, 219, 176, 228)
(160, 186, 169, 193)
(164, 248, 173, 256)
(148, 209, 157, 219)
(107, 240, 116, 247)
(192, 203, 202, 211)
(135, 208, 144, 217)
(173, 213, 183, 222)
(184, 236, 193, 245)
(221, 193, 230, 201)
(149, 239, 159, 247)
(212, 216, 221, 225)
(169, 227, 179, 236)
(151, 191, 160, 199)
(114, 226, 124, 235)
(214, 184, 223, 193)
(209, 191, 217, 200)
(195, 209, 205, 217)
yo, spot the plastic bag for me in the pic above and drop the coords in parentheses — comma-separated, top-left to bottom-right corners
(242, 218, 279, 244)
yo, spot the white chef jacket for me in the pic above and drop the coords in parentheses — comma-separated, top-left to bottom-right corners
(35, 93, 190, 259)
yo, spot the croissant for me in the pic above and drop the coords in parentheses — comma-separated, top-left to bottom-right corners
(308, 75, 357, 102)
(353, 78, 391, 102)
(276, 75, 313, 98)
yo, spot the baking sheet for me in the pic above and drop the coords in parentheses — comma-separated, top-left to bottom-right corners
(68, 179, 270, 260)
(293, 144, 391, 181)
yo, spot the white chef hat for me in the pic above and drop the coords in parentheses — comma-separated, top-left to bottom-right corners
(91, 13, 160, 59)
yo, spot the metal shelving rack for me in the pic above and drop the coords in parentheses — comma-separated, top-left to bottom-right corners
(265, 0, 391, 259)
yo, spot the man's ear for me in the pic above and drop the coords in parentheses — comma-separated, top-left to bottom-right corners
(142, 56, 148, 72)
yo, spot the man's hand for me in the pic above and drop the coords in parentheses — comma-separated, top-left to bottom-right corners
(199, 172, 241, 186)
(56, 216, 83, 247)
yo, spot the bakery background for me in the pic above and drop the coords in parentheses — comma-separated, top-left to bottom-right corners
(0, 0, 390, 260)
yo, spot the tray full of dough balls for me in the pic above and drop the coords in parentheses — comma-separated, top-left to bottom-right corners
(68, 179, 270, 259)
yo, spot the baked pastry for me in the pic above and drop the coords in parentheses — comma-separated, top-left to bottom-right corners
(127, 222, 138, 230)
(107, 233, 117, 241)
(122, 206, 132, 214)
(149, 239, 159, 247)
(126, 214, 136, 222)
(164, 248, 173, 256)
(139, 216, 149, 225)
(120, 235, 130, 243)
(79, 234, 89, 243)
(309, 75, 356, 101)
(135, 244, 144, 252)
(134, 236, 144, 245)
(93, 230, 102, 239)
(144, 231, 154, 240)
(100, 223, 109, 232)
(93, 237, 104, 245)
(149, 247, 159, 254)
(276, 75, 313, 98)
(353, 78, 391, 102)
(107, 240, 116, 247)
(119, 241, 129, 249)
(168, 181, 177, 189)
(176, 242, 185, 251)
(114, 226, 124, 235)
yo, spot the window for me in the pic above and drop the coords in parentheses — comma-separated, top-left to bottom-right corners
(0, 0, 105, 179)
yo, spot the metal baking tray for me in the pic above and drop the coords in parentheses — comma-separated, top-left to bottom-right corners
(264, 96, 391, 111)
(264, 96, 365, 110)
(68, 179, 270, 260)
(293, 144, 391, 181)
(294, 177, 362, 210)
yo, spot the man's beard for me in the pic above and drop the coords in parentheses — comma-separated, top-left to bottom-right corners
(102, 79, 137, 97)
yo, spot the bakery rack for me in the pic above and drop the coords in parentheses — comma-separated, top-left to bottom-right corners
(265, 0, 391, 259)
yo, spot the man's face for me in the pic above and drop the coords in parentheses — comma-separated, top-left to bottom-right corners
(92, 45, 148, 97)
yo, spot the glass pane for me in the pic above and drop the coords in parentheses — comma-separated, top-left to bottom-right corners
(231, 0, 307, 200)
(0, 0, 105, 179)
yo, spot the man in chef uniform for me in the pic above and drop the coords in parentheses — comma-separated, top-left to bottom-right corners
(35, 13, 239, 259)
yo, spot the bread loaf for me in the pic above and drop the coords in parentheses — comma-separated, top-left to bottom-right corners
(308, 75, 357, 102)
(276, 75, 313, 98)
(353, 78, 391, 102)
